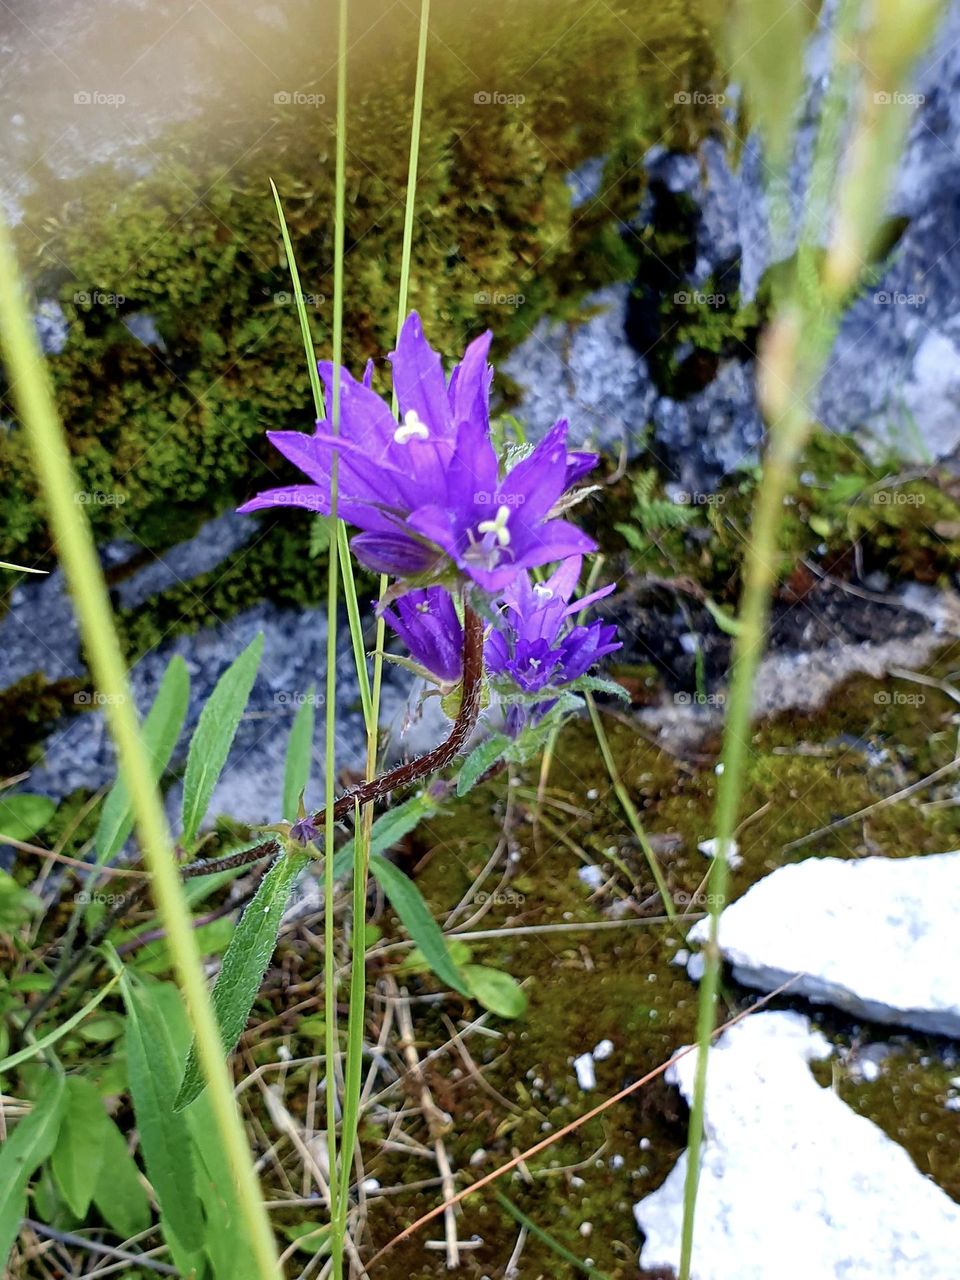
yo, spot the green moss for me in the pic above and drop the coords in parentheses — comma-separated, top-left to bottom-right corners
(0, 0, 719, 578)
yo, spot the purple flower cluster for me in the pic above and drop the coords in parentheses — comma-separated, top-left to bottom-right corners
(240, 313, 620, 730)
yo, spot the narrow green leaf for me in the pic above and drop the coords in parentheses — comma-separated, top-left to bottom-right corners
(457, 734, 511, 796)
(0, 559, 47, 574)
(0, 1072, 65, 1265)
(150, 982, 257, 1280)
(0, 973, 121, 1076)
(369, 792, 438, 857)
(175, 851, 306, 1110)
(50, 1077, 108, 1218)
(282, 683, 316, 821)
(91, 1115, 152, 1239)
(181, 634, 264, 843)
(0, 793, 55, 843)
(462, 965, 527, 1019)
(703, 597, 745, 637)
(368, 857, 469, 996)
(565, 675, 630, 701)
(96, 656, 190, 862)
(121, 974, 204, 1249)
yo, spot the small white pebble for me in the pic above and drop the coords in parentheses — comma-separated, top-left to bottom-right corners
(861, 1060, 880, 1083)
(688, 952, 706, 981)
(673, 948, 690, 967)
(593, 1039, 614, 1061)
(362, 1178, 380, 1194)
(277, 1045, 292, 1062)
(579, 1222, 592, 1238)
(578, 864, 604, 891)
(574, 1053, 596, 1091)
(946, 1096, 960, 1112)
(469, 1148, 487, 1167)
(610, 1154, 625, 1170)
(715, 762, 724, 775)
(586, 788, 599, 800)
(698, 836, 742, 869)
(950, 1077, 960, 1089)
(571, 1176, 585, 1188)
(639, 1137, 651, 1151)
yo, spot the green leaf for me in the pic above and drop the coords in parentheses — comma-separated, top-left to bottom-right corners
(50, 1077, 108, 1217)
(0, 559, 47, 575)
(91, 1114, 151, 1239)
(121, 974, 204, 1249)
(308, 515, 334, 558)
(0, 1072, 65, 1265)
(462, 965, 527, 1019)
(368, 857, 469, 995)
(0, 869, 41, 930)
(457, 734, 511, 796)
(0, 793, 55, 844)
(181, 634, 263, 843)
(282, 683, 316, 821)
(703, 597, 745, 637)
(565, 675, 630, 701)
(175, 851, 306, 1110)
(96, 656, 190, 862)
(369, 792, 439, 856)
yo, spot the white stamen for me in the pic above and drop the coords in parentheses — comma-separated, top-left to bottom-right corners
(477, 504, 512, 548)
(533, 583, 553, 600)
(393, 409, 430, 444)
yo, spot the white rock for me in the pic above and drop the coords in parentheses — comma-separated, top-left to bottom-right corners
(573, 1053, 596, 1091)
(634, 1011, 960, 1279)
(946, 1096, 960, 1113)
(861, 1059, 880, 1084)
(593, 1039, 614, 1061)
(697, 837, 742, 869)
(688, 852, 960, 1037)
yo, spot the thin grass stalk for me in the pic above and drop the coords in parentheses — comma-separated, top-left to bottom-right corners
(334, 804, 367, 1243)
(324, 0, 350, 1271)
(676, 2, 928, 1269)
(0, 216, 280, 1278)
(585, 693, 676, 920)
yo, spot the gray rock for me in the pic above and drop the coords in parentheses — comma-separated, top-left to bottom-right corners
(634, 1010, 960, 1280)
(113, 511, 257, 611)
(122, 311, 167, 352)
(687, 852, 960, 1037)
(502, 284, 656, 456)
(34, 298, 70, 355)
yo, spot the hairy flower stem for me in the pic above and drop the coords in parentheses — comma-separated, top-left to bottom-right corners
(27, 608, 484, 1027)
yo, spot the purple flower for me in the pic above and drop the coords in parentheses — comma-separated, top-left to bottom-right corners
(382, 587, 464, 685)
(485, 555, 621, 713)
(238, 313, 598, 592)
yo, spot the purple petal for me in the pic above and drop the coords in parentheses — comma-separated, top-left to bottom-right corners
(449, 329, 493, 430)
(565, 450, 599, 487)
(514, 520, 597, 572)
(350, 530, 442, 577)
(500, 420, 570, 526)
(388, 313, 454, 436)
(237, 485, 329, 516)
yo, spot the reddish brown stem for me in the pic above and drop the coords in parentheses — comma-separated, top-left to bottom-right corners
(26, 607, 485, 1028)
